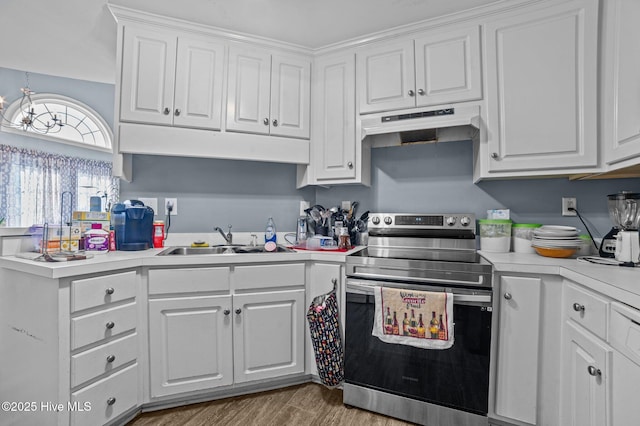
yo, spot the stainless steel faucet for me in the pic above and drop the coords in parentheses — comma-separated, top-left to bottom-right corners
(214, 225, 233, 245)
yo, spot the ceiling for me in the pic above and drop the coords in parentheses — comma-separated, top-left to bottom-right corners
(0, 0, 500, 84)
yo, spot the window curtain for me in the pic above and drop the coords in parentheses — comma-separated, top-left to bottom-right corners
(0, 144, 119, 227)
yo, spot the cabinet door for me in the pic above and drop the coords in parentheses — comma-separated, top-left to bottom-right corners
(120, 26, 176, 125)
(603, 0, 640, 165)
(494, 276, 542, 425)
(312, 53, 357, 181)
(233, 289, 305, 383)
(484, 0, 598, 172)
(226, 46, 272, 135)
(148, 295, 233, 397)
(269, 54, 311, 139)
(414, 25, 482, 107)
(356, 40, 415, 114)
(562, 321, 612, 426)
(173, 37, 225, 130)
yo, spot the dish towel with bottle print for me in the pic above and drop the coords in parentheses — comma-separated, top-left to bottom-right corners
(372, 286, 454, 350)
(307, 290, 344, 388)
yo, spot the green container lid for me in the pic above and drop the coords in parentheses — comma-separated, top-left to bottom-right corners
(478, 219, 512, 224)
(512, 223, 543, 228)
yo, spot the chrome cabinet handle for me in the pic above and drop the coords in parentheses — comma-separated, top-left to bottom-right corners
(408, 90, 415, 97)
(223, 309, 230, 316)
(573, 303, 585, 312)
(105, 321, 115, 330)
(163, 108, 170, 115)
(347, 161, 354, 169)
(503, 292, 512, 300)
(105, 287, 114, 295)
(491, 152, 499, 159)
(418, 89, 425, 95)
(106, 397, 116, 406)
(106, 354, 116, 363)
(235, 308, 242, 315)
(272, 119, 278, 127)
(174, 109, 181, 116)
(263, 118, 269, 126)
(587, 365, 601, 377)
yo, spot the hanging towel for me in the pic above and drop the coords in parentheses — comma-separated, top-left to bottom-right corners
(307, 290, 344, 388)
(372, 286, 454, 350)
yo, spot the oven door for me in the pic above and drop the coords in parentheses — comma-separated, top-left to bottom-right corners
(345, 278, 492, 416)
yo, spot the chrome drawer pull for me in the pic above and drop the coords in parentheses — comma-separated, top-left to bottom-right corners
(503, 292, 512, 300)
(106, 397, 116, 406)
(235, 308, 242, 315)
(106, 354, 116, 363)
(105, 321, 115, 330)
(223, 309, 230, 316)
(105, 287, 115, 295)
(587, 365, 601, 377)
(573, 303, 585, 312)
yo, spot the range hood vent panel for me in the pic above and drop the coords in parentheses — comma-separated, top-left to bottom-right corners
(361, 105, 480, 141)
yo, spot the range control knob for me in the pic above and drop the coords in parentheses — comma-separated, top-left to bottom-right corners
(446, 216, 457, 226)
(371, 216, 380, 225)
(384, 216, 393, 225)
(460, 216, 471, 227)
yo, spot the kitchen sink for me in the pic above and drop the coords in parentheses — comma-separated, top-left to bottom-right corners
(156, 245, 295, 256)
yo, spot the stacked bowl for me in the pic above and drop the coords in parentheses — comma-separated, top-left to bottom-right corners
(531, 226, 582, 258)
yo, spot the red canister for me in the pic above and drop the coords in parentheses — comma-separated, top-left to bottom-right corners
(153, 221, 165, 248)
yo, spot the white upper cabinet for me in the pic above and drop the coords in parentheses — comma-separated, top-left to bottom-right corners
(120, 25, 225, 130)
(482, 0, 598, 175)
(311, 52, 357, 182)
(227, 46, 311, 139)
(602, 0, 640, 167)
(357, 25, 482, 115)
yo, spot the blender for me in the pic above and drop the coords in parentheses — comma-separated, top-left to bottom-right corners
(600, 192, 640, 261)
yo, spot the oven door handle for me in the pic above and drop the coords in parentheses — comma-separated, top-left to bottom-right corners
(346, 282, 492, 305)
(349, 271, 486, 287)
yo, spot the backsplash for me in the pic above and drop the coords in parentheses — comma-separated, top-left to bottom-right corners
(315, 141, 640, 238)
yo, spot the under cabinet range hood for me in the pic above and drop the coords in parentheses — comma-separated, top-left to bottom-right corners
(361, 105, 480, 147)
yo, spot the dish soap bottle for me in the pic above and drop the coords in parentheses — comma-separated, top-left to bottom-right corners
(265, 217, 277, 249)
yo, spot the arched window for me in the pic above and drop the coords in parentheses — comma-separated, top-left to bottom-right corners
(1, 93, 113, 152)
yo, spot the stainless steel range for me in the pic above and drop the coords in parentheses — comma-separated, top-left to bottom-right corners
(344, 213, 493, 426)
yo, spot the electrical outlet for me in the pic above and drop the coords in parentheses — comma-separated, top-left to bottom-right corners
(165, 198, 178, 216)
(562, 197, 577, 216)
(138, 197, 158, 215)
(341, 200, 351, 211)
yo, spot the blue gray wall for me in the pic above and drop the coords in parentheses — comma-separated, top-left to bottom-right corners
(2, 67, 639, 237)
(316, 141, 640, 239)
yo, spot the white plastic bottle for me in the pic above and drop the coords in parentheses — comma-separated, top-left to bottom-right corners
(265, 217, 277, 250)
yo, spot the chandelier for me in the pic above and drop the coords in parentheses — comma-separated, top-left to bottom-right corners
(0, 72, 63, 134)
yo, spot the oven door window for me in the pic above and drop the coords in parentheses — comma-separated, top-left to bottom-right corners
(345, 291, 491, 415)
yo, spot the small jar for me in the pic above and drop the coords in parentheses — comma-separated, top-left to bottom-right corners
(511, 223, 542, 253)
(338, 227, 352, 250)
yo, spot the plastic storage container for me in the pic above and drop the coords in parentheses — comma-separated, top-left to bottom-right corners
(511, 223, 542, 253)
(478, 219, 512, 252)
(85, 223, 109, 254)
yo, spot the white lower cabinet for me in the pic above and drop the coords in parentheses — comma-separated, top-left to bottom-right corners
(561, 281, 612, 426)
(491, 274, 562, 426)
(147, 263, 305, 399)
(148, 295, 233, 397)
(233, 289, 305, 383)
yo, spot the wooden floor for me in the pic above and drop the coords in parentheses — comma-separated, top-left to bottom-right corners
(127, 383, 414, 426)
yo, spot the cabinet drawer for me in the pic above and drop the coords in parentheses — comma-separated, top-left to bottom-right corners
(71, 333, 138, 387)
(610, 302, 640, 365)
(149, 267, 230, 294)
(71, 302, 137, 350)
(72, 271, 137, 312)
(233, 263, 305, 290)
(70, 363, 138, 426)
(565, 283, 609, 339)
